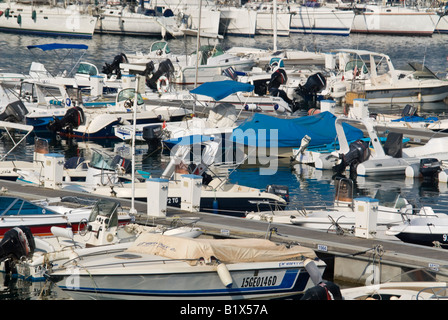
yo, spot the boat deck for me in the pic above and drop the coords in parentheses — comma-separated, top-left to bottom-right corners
(2, 179, 448, 283)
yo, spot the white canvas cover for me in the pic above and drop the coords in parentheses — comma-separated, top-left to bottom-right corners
(207, 103, 237, 128)
(127, 233, 316, 265)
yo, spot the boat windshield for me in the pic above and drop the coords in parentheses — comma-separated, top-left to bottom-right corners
(150, 41, 170, 54)
(0, 197, 57, 216)
(76, 62, 99, 76)
(374, 189, 407, 209)
(88, 199, 120, 228)
(89, 149, 115, 170)
(117, 88, 144, 105)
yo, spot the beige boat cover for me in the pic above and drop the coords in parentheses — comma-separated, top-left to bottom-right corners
(127, 233, 316, 265)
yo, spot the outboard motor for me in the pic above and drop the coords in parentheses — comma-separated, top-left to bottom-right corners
(268, 68, 295, 108)
(110, 155, 132, 174)
(47, 106, 85, 134)
(0, 101, 28, 123)
(0, 227, 35, 274)
(147, 59, 175, 91)
(142, 124, 163, 149)
(419, 158, 441, 179)
(333, 140, 370, 178)
(294, 72, 326, 109)
(266, 184, 290, 204)
(401, 104, 418, 117)
(102, 53, 129, 79)
(301, 281, 343, 300)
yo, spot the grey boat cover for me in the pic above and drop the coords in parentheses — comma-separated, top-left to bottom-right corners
(127, 233, 316, 265)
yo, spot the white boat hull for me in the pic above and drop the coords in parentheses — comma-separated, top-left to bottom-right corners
(0, 4, 97, 38)
(351, 6, 439, 35)
(290, 7, 355, 36)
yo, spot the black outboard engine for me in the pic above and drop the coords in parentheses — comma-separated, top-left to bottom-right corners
(47, 106, 85, 134)
(0, 227, 35, 264)
(401, 104, 418, 117)
(268, 68, 294, 107)
(142, 124, 163, 149)
(419, 158, 441, 179)
(301, 281, 343, 300)
(110, 155, 132, 174)
(294, 72, 326, 109)
(147, 59, 175, 91)
(0, 101, 28, 123)
(102, 53, 129, 79)
(266, 184, 290, 204)
(333, 140, 370, 177)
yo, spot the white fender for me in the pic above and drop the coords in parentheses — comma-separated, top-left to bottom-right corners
(217, 263, 233, 288)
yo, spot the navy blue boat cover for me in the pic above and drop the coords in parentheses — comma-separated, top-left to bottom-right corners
(231, 111, 364, 148)
(27, 43, 89, 51)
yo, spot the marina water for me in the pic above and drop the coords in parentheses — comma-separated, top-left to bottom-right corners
(1, 32, 448, 299)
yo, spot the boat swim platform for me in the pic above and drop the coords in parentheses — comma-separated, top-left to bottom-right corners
(1, 179, 448, 285)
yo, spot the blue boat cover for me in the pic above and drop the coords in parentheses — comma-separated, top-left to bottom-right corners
(27, 43, 89, 51)
(164, 134, 213, 147)
(391, 116, 439, 123)
(231, 111, 364, 148)
(190, 80, 254, 101)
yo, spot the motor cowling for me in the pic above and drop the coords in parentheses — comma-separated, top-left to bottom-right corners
(294, 72, 326, 103)
(102, 53, 128, 79)
(147, 59, 174, 91)
(301, 281, 343, 300)
(419, 158, 441, 179)
(333, 140, 370, 175)
(47, 106, 85, 134)
(266, 184, 290, 203)
(0, 227, 35, 262)
(142, 125, 163, 148)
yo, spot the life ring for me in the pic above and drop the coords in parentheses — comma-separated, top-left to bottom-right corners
(157, 76, 169, 93)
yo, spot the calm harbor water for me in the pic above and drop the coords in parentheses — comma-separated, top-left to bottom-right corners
(0, 32, 448, 299)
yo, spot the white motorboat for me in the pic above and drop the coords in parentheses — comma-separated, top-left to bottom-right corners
(94, 5, 184, 37)
(246, 177, 434, 236)
(0, 196, 131, 238)
(351, 4, 439, 36)
(13, 138, 146, 186)
(47, 232, 325, 300)
(289, 4, 355, 36)
(0, 1, 97, 38)
(47, 86, 188, 139)
(61, 138, 289, 217)
(324, 49, 448, 104)
(341, 281, 448, 300)
(340, 267, 448, 300)
(11, 198, 202, 281)
(126, 41, 255, 85)
(114, 79, 295, 146)
(310, 115, 448, 177)
(386, 214, 448, 248)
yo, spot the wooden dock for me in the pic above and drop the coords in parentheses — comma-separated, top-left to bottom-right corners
(2, 179, 448, 285)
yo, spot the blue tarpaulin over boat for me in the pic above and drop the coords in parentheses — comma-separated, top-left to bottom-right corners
(27, 43, 89, 51)
(231, 111, 364, 148)
(190, 80, 254, 101)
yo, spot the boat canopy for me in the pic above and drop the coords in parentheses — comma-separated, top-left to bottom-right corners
(27, 43, 89, 51)
(231, 111, 364, 148)
(190, 80, 254, 101)
(127, 233, 316, 266)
